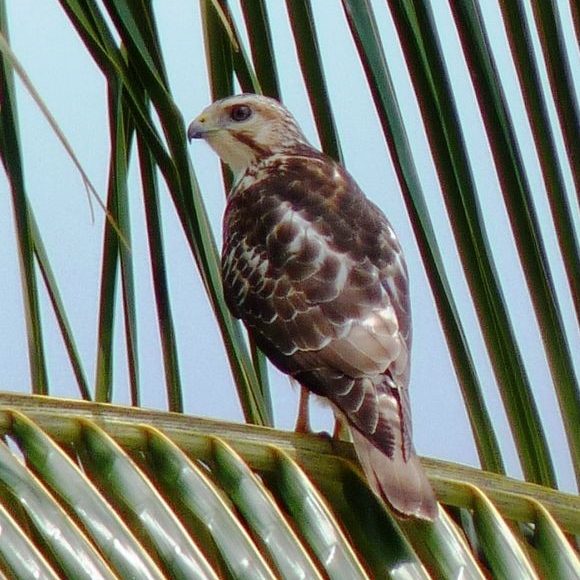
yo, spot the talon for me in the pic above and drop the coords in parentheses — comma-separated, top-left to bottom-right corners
(315, 430, 332, 440)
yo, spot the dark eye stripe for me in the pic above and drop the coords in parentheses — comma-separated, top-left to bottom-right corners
(233, 132, 269, 156)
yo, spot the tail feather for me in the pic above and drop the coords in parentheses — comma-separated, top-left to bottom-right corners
(350, 428, 438, 520)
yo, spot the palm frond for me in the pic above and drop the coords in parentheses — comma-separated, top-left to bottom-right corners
(0, 5, 48, 394)
(450, 0, 580, 487)
(384, 0, 556, 487)
(342, 0, 505, 474)
(0, 395, 577, 578)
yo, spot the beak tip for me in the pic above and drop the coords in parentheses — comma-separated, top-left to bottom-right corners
(187, 129, 198, 142)
(187, 121, 204, 142)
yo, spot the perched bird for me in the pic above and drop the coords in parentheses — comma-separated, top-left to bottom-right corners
(188, 94, 438, 520)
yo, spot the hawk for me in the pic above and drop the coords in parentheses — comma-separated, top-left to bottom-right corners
(188, 94, 437, 520)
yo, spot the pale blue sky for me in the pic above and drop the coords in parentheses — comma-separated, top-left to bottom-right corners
(1, 1, 578, 493)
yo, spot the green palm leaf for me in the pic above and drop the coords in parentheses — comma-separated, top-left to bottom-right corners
(0, 395, 578, 577)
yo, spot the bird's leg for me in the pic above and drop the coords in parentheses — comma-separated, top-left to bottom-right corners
(294, 382, 349, 439)
(294, 383, 312, 433)
(332, 413, 351, 441)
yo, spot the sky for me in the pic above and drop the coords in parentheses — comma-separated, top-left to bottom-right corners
(0, 1, 578, 493)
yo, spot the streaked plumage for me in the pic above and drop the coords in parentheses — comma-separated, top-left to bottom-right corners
(188, 94, 438, 520)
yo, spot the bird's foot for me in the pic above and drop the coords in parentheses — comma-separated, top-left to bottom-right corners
(294, 424, 332, 441)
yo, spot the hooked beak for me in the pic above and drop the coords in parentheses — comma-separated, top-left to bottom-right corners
(187, 119, 206, 141)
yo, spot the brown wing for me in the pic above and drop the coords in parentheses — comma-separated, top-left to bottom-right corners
(223, 153, 409, 444)
(222, 151, 436, 519)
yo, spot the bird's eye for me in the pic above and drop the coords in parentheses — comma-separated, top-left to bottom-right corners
(230, 105, 252, 122)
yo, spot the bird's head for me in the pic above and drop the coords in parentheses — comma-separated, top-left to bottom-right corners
(188, 94, 310, 176)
